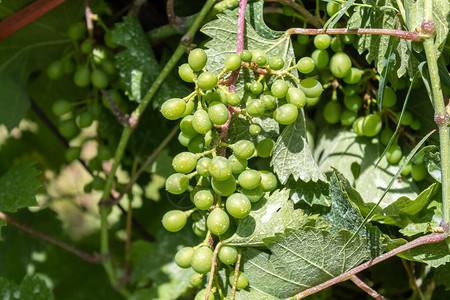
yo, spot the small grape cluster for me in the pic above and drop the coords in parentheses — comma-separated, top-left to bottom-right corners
(160, 47, 324, 296)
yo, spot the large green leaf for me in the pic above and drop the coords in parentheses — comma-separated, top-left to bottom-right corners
(237, 228, 370, 299)
(0, 275, 54, 300)
(286, 177, 330, 206)
(394, 236, 450, 268)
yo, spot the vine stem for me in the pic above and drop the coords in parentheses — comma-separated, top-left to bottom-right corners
(230, 251, 242, 300)
(294, 233, 448, 299)
(349, 276, 386, 300)
(205, 241, 223, 300)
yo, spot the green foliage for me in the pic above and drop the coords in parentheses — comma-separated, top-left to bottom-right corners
(0, 275, 54, 300)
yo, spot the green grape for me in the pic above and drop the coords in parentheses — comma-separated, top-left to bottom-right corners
(260, 94, 276, 110)
(399, 156, 412, 176)
(197, 72, 217, 91)
(88, 157, 101, 171)
(188, 135, 206, 153)
(306, 96, 321, 106)
(178, 63, 195, 82)
(329, 52, 352, 78)
(323, 101, 341, 124)
(386, 144, 402, 164)
(251, 49, 267, 62)
(190, 274, 203, 287)
(194, 189, 214, 210)
(226, 193, 251, 219)
(363, 114, 382, 137)
(380, 128, 394, 146)
(97, 144, 112, 161)
(233, 140, 256, 159)
(104, 30, 118, 49)
(340, 110, 357, 126)
(178, 132, 195, 147)
(343, 67, 362, 85)
(241, 186, 264, 202)
(188, 48, 207, 72)
(297, 34, 310, 45)
(196, 157, 211, 177)
(172, 152, 198, 174)
(286, 87, 306, 108)
(65, 147, 81, 162)
(344, 94, 362, 111)
(205, 89, 227, 104)
(273, 103, 298, 125)
(80, 39, 93, 54)
(195, 289, 214, 300)
(399, 111, 414, 126)
(229, 271, 249, 289)
(212, 176, 236, 196)
(207, 208, 230, 235)
(63, 59, 75, 74)
(180, 115, 197, 136)
(260, 171, 277, 191)
(297, 57, 315, 74)
(208, 102, 229, 125)
(246, 99, 265, 117)
(162, 210, 187, 232)
(227, 93, 241, 106)
(240, 50, 252, 62)
(73, 66, 91, 87)
(410, 119, 421, 130)
(238, 170, 261, 190)
(379, 86, 397, 108)
(218, 246, 238, 265)
(161, 98, 186, 120)
(52, 99, 71, 116)
(341, 34, 356, 44)
(101, 60, 116, 75)
(250, 81, 263, 95)
(175, 247, 194, 268)
(165, 173, 189, 194)
(343, 84, 359, 96)
(314, 34, 331, 50)
(67, 22, 86, 40)
(209, 156, 232, 181)
(91, 69, 109, 89)
(191, 247, 213, 273)
(192, 219, 207, 237)
(330, 36, 344, 52)
(91, 176, 105, 191)
(269, 56, 284, 70)
(271, 80, 289, 98)
(299, 78, 323, 97)
(59, 119, 79, 139)
(411, 163, 427, 181)
(327, 1, 341, 16)
(249, 124, 262, 136)
(192, 110, 212, 134)
(47, 60, 64, 80)
(353, 116, 365, 136)
(256, 138, 275, 158)
(255, 55, 267, 67)
(183, 99, 195, 115)
(225, 53, 242, 71)
(311, 49, 329, 69)
(229, 154, 248, 174)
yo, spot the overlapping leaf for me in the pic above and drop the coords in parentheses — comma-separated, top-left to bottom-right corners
(0, 275, 54, 300)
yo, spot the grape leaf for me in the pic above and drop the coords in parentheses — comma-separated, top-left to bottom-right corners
(424, 150, 442, 183)
(238, 228, 370, 299)
(0, 275, 54, 300)
(315, 127, 419, 208)
(286, 177, 331, 206)
(227, 114, 280, 144)
(399, 199, 442, 236)
(0, 219, 5, 239)
(271, 114, 326, 184)
(435, 263, 450, 291)
(392, 236, 450, 268)
(224, 189, 326, 247)
(0, 162, 40, 212)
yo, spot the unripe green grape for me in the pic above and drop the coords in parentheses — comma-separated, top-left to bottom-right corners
(184, 101, 195, 118)
(273, 103, 298, 125)
(311, 49, 329, 69)
(191, 246, 213, 273)
(229, 154, 248, 174)
(229, 271, 248, 289)
(379, 86, 397, 108)
(178, 63, 195, 82)
(192, 110, 212, 134)
(225, 53, 242, 71)
(323, 101, 341, 124)
(240, 50, 252, 62)
(327, 1, 341, 17)
(208, 102, 229, 125)
(161, 98, 186, 120)
(256, 138, 275, 158)
(172, 152, 198, 174)
(380, 128, 394, 146)
(340, 110, 357, 126)
(260, 171, 278, 191)
(101, 59, 116, 76)
(344, 94, 362, 111)
(52, 99, 72, 116)
(218, 246, 238, 265)
(227, 93, 241, 106)
(91, 69, 109, 89)
(238, 170, 261, 189)
(188, 135, 206, 153)
(80, 39, 93, 53)
(207, 208, 230, 235)
(250, 81, 263, 95)
(330, 36, 344, 52)
(195, 289, 214, 300)
(188, 48, 207, 72)
(180, 115, 197, 136)
(63, 59, 75, 74)
(97, 144, 112, 161)
(410, 119, 421, 130)
(205, 89, 227, 104)
(246, 99, 265, 117)
(196, 157, 211, 177)
(74, 66, 91, 87)
(271, 80, 289, 98)
(209, 156, 232, 181)
(251, 49, 267, 62)
(194, 189, 214, 210)
(91, 176, 105, 191)
(286, 87, 306, 108)
(363, 114, 382, 137)
(197, 72, 217, 91)
(297, 57, 315, 74)
(165, 173, 189, 194)
(343, 84, 358, 96)
(162, 210, 187, 232)
(314, 34, 331, 50)
(260, 94, 276, 110)
(341, 34, 356, 44)
(178, 132, 195, 147)
(190, 274, 204, 287)
(399, 156, 412, 176)
(353, 116, 365, 136)
(226, 193, 251, 219)
(192, 218, 207, 237)
(233, 140, 256, 159)
(47, 60, 64, 79)
(104, 30, 118, 49)
(211, 176, 236, 196)
(306, 96, 321, 106)
(343, 67, 362, 84)
(88, 157, 101, 171)
(411, 163, 427, 181)
(269, 56, 284, 70)
(249, 124, 262, 136)
(68, 22, 86, 40)
(255, 55, 267, 67)
(175, 247, 194, 268)
(59, 119, 79, 139)
(65, 146, 81, 162)
(386, 144, 402, 164)
(299, 78, 323, 98)
(330, 52, 352, 78)
(241, 186, 264, 202)
(297, 34, 309, 45)
(399, 111, 414, 126)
